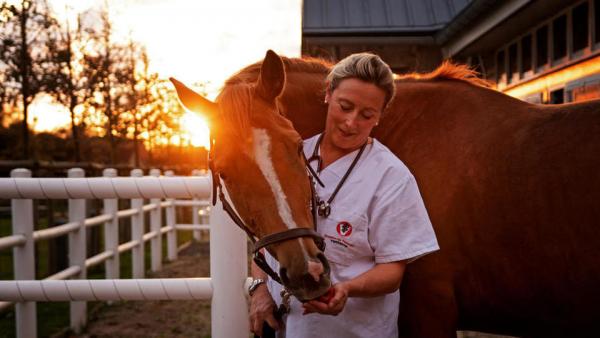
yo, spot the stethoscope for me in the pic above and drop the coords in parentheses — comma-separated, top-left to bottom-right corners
(306, 133, 368, 218)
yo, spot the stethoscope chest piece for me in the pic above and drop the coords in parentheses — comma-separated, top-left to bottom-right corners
(317, 199, 331, 218)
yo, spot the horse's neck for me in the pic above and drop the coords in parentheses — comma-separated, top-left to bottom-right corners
(280, 71, 328, 139)
(386, 80, 526, 128)
(375, 80, 530, 157)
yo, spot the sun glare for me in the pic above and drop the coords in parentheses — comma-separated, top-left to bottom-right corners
(29, 94, 71, 133)
(180, 112, 210, 149)
(12, 0, 299, 150)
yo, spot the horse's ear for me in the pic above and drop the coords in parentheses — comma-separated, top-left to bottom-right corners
(256, 50, 285, 101)
(170, 78, 218, 120)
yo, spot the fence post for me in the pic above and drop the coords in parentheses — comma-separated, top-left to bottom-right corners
(200, 207, 209, 240)
(103, 168, 119, 280)
(149, 168, 162, 272)
(210, 182, 249, 338)
(68, 168, 87, 333)
(11, 168, 36, 338)
(165, 170, 177, 261)
(191, 169, 201, 241)
(130, 169, 145, 278)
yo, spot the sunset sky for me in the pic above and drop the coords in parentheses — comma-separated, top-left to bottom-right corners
(27, 0, 302, 147)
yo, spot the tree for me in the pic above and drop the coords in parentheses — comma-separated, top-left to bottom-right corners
(0, 0, 62, 159)
(139, 78, 186, 165)
(49, 9, 86, 162)
(124, 40, 145, 167)
(81, 3, 136, 164)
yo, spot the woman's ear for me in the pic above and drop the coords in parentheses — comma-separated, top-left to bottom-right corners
(324, 88, 331, 104)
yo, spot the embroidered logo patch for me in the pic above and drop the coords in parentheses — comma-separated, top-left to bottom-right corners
(336, 221, 353, 237)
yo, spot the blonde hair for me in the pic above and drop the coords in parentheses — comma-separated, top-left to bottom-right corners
(326, 53, 396, 111)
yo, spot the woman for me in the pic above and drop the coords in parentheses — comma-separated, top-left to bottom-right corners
(249, 53, 439, 338)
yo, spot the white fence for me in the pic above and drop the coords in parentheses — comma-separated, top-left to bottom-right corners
(0, 168, 249, 338)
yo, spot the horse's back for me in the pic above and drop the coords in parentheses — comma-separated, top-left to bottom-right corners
(394, 89, 600, 337)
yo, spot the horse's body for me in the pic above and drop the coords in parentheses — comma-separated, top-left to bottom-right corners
(233, 57, 600, 337)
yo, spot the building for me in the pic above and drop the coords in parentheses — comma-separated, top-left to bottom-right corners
(302, 0, 473, 73)
(302, 0, 599, 103)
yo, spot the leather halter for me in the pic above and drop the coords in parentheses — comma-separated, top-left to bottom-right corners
(208, 134, 326, 285)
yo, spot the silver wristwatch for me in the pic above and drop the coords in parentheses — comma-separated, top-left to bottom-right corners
(248, 278, 266, 296)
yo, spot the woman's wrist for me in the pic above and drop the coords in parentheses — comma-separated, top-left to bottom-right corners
(250, 283, 269, 298)
(337, 281, 353, 298)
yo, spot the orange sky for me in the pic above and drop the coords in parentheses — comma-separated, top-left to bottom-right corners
(27, 0, 302, 148)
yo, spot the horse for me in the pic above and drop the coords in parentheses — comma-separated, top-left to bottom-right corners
(171, 51, 332, 301)
(174, 50, 600, 338)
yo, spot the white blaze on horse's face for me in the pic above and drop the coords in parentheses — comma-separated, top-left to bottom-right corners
(252, 128, 299, 230)
(252, 128, 312, 262)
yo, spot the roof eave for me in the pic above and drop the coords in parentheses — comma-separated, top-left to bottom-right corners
(437, 0, 533, 57)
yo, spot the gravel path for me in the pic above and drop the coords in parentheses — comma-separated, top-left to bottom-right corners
(75, 242, 212, 338)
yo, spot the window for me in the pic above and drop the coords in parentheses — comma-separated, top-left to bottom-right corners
(508, 43, 518, 84)
(572, 2, 589, 53)
(550, 88, 564, 104)
(536, 26, 548, 69)
(595, 0, 600, 44)
(523, 93, 542, 104)
(552, 15, 567, 61)
(521, 34, 533, 75)
(496, 50, 506, 83)
(572, 82, 600, 102)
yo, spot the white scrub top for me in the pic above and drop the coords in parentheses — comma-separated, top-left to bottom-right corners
(266, 134, 439, 338)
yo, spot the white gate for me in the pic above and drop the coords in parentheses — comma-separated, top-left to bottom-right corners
(0, 168, 250, 338)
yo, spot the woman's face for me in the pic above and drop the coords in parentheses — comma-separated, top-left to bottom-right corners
(324, 78, 385, 152)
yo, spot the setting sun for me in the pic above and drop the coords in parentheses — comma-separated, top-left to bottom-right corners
(29, 94, 71, 132)
(1, 0, 300, 165)
(180, 112, 210, 149)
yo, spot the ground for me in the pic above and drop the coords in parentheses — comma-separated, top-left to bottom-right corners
(71, 242, 212, 338)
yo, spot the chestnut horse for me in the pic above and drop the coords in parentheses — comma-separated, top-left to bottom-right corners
(177, 51, 600, 337)
(171, 51, 331, 301)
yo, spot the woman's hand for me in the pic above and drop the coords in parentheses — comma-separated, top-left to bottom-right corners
(301, 282, 349, 316)
(249, 285, 280, 336)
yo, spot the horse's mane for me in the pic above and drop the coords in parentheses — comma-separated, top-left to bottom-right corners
(216, 57, 332, 137)
(216, 58, 489, 135)
(397, 61, 492, 88)
(223, 56, 332, 86)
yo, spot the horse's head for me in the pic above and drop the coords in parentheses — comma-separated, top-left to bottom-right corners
(171, 50, 331, 300)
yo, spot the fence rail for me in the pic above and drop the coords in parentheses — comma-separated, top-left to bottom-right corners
(0, 278, 214, 302)
(0, 167, 249, 338)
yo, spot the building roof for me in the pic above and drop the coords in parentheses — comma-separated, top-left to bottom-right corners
(303, 0, 473, 36)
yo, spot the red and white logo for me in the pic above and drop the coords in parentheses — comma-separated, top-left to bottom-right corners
(336, 221, 353, 237)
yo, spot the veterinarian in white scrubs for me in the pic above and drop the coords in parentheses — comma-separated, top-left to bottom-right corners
(249, 52, 439, 338)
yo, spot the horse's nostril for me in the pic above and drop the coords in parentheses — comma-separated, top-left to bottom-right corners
(317, 252, 330, 275)
(307, 260, 324, 282)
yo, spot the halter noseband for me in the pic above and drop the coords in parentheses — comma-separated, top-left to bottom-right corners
(208, 136, 326, 285)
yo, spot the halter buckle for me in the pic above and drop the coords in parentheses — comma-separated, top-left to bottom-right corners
(278, 289, 291, 315)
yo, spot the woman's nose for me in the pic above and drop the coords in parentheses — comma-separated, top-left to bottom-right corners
(344, 112, 358, 128)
